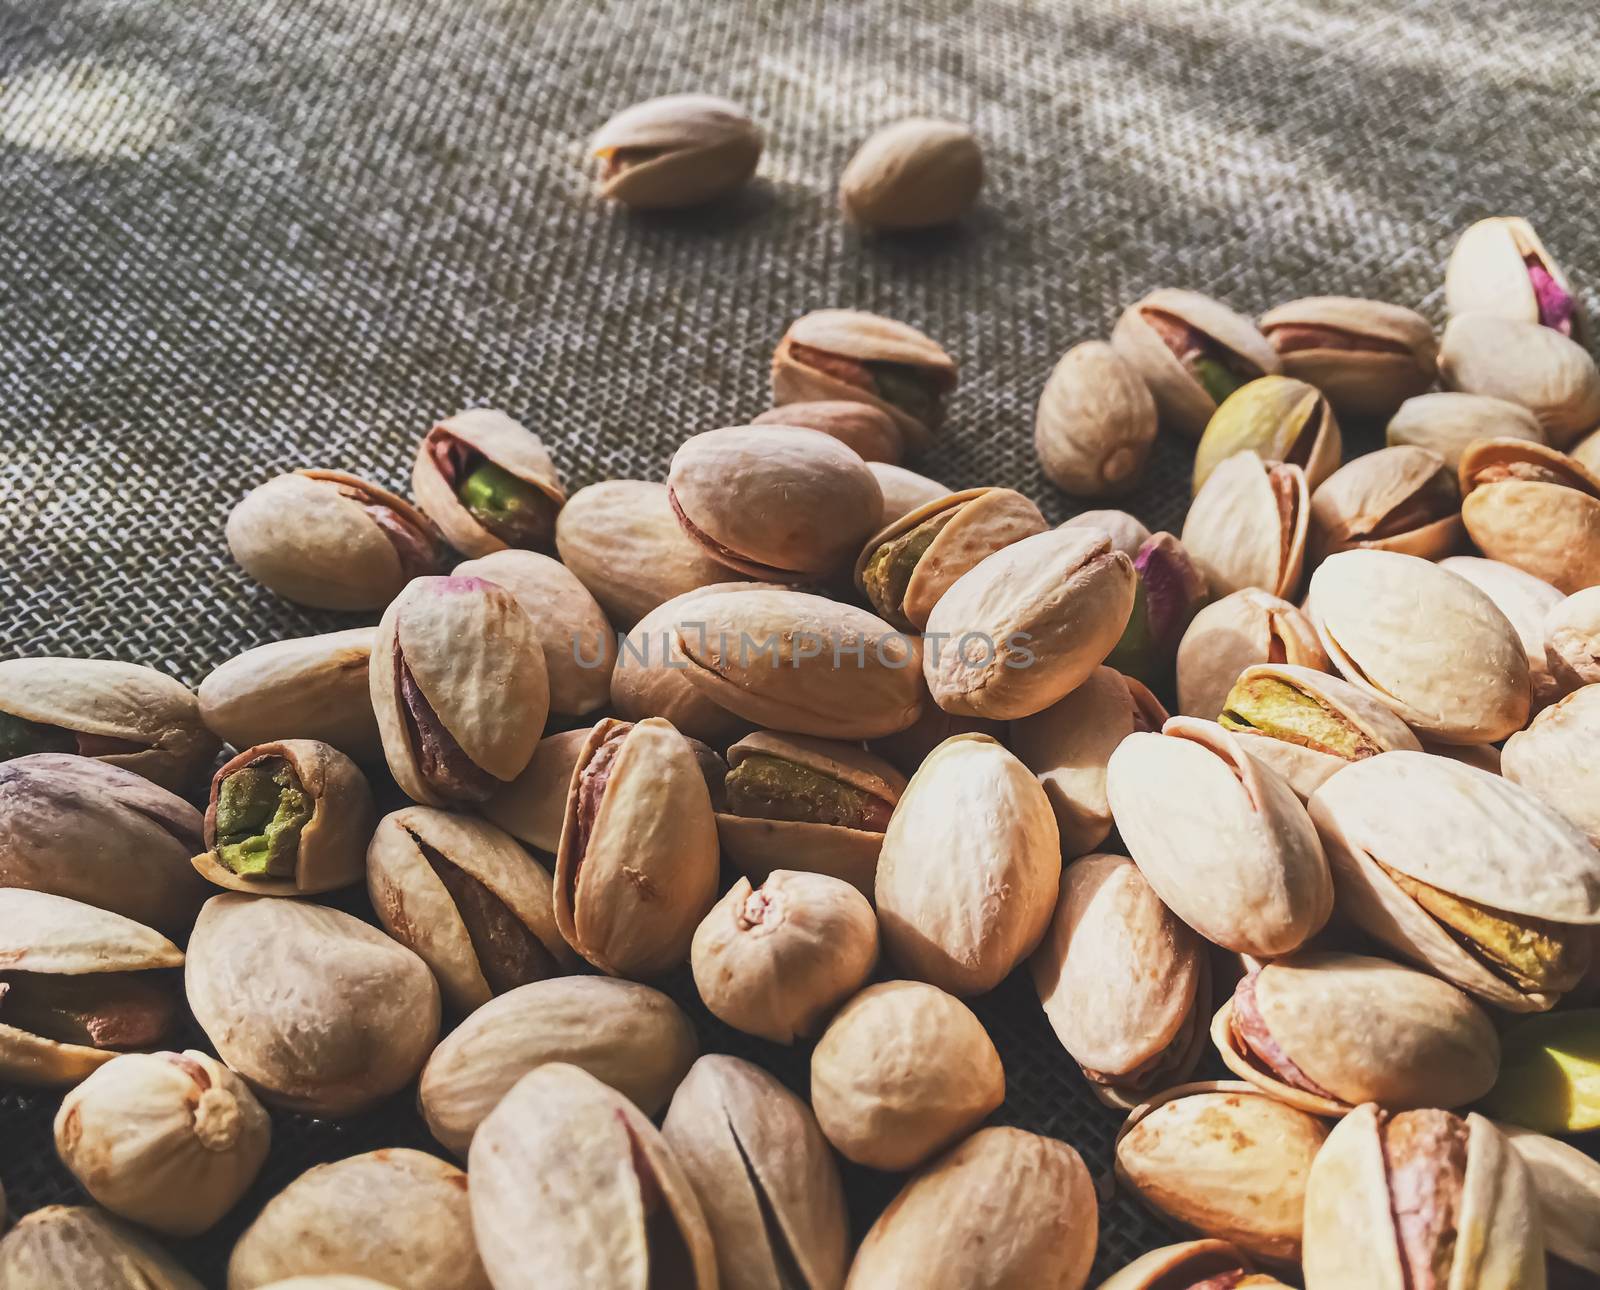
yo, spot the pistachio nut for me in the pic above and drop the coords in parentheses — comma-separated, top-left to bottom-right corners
(811, 979, 1004, 1170)
(469, 1062, 717, 1290)
(1307, 549, 1531, 742)
(1500, 1123, 1600, 1279)
(185, 893, 440, 1114)
(1061, 507, 1152, 558)
(923, 526, 1136, 719)
(0, 889, 183, 1087)
(226, 469, 442, 610)
(856, 487, 1047, 631)
(0, 656, 218, 793)
(664, 1055, 849, 1290)
(256, 1280, 398, 1290)
(1011, 667, 1167, 856)
(1097, 1240, 1293, 1290)
(1194, 375, 1342, 495)
(1440, 313, 1600, 448)
(1218, 662, 1422, 799)
(839, 117, 982, 230)
(0, 753, 207, 937)
(1575, 424, 1600, 476)
(1439, 554, 1565, 705)
(0, 1206, 204, 1290)
(1181, 452, 1309, 600)
(1259, 296, 1438, 420)
(227, 1149, 488, 1290)
(371, 575, 549, 806)
(555, 716, 719, 976)
(1386, 390, 1546, 470)
(198, 628, 381, 762)
(1446, 215, 1584, 339)
(1459, 437, 1600, 593)
(1107, 717, 1333, 955)
(752, 399, 904, 464)
(411, 408, 564, 557)
(419, 975, 697, 1156)
(1546, 586, 1600, 694)
(453, 550, 616, 716)
(1031, 854, 1208, 1108)
(1308, 750, 1600, 1011)
(771, 308, 958, 454)
(867, 702, 1006, 777)
(592, 92, 760, 208)
(1034, 340, 1159, 497)
(1175, 587, 1329, 720)
(1116, 1081, 1325, 1265)
(846, 1127, 1097, 1289)
(611, 582, 754, 744)
(54, 1049, 270, 1236)
(692, 869, 878, 1043)
(1110, 289, 1281, 439)
(1308, 444, 1462, 563)
(868, 460, 950, 524)
(876, 733, 1060, 994)
(1480, 1009, 1600, 1135)
(668, 425, 884, 579)
(1422, 736, 1506, 775)
(1302, 1105, 1542, 1290)
(1103, 531, 1210, 688)
(480, 724, 593, 853)
(367, 806, 575, 1012)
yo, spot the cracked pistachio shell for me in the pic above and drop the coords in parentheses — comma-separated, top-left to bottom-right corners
(0, 754, 206, 938)
(1308, 549, 1531, 742)
(1460, 438, 1600, 593)
(1176, 587, 1329, 720)
(0, 657, 218, 794)
(1440, 313, 1600, 448)
(366, 806, 575, 1014)
(692, 870, 878, 1044)
(0, 889, 183, 1088)
(923, 527, 1136, 719)
(664, 1056, 849, 1290)
(868, 460, 948, 524)
(555, 717, 719, 976)
(839, 117, 982, 230)
(669, 425, 884, 579)
(1481, 1010, 1600, 1135)
(855, 487, 1048, 630)
(227, 1149, 487, 1290)
(592, 92, 761, 209)
(481, 724, 593, 853)
(1302, 1106, 1542, 1290)
(0, 1206, 203, 1290)
(752, 400, 903, 463)
(771, 309, 958, 454)
(876, 733, 1060, 994)
(226, 469, 442, 610)
(1034, 341, 1158, 497)
(1031, 854, 1208, 1109)
(1061, 509, 1152, 559)
(1386, 391, 1546, 470)
(198, 628, 381, 762)
(420, 975, 696, 1156)
(1259, 296, 1438, 421)
(1546, 586, 1600, 694)
(1108, 718, 1333, 956)
(185, 894, 439, 1115)
(811, 980, 1003, 1171)
(1309, 445, 1463, 563)
(611, 582, 753, 744)
(1011, 667, 1168, 856)
(1097, 1240, 1292, 1290)
(1182, 452, 1309, 600)
(1194, 375, 1342, 496)
(847, 1127, 1097, 1290)
(1111, 289, 1281, 439)
(1500, 1124, 1600, 1276)
(1439, 555, 1564, 705)
(54, 1050, 270, 1237)
(412, 409, 564, 558)
(1308, 751, 1600, 1011)
(1446, 216, 1585, 341)
(1116, 1082, 1327, 1266)
(470, 1063, 717, 1290)
(371, 575, 549, 807)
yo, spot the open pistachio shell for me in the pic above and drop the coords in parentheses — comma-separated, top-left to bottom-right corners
(868, 460, 949, 523)
(1034, 340, 1159, 497)
(1499, 1123, 1600, 1277)
(412, 408, 564, 558)
(1460, 437, 1600, 593)
(1440, 313, 1600, 448)
(0, 1206, 204, 1290)
(1097, 1240, 1292, 1290)
(592, 93, 761, 210)
(1546, 586, 1600, 695)
(1309, 444, 1462, 563)
(1386, 391, 1547, 470)
(1182, 452, 1309, 600)
(839, 117, 983, 231)
(1175, 588, 1329, 721)
(611, 582, 753, 744)
(1194, 375, 1342, 496)
(481, 725, 593, 853)
(1505, 684, 1600, 848)
(1439, 555, 1564, 706)
(1103, 531, 1210, 689)
(1259, 296, 1438, 421)
(751, 401, 904, 464)
(1480, 1010, 1600, 1135)
(1445, 215, 1584, 341)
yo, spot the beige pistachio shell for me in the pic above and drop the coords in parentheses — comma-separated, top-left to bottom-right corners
(611, 582, 753, 744)
(185, 894, 439, 1115)
(1546, 586, 1600, 694)
(1500, 1123, 1600, 1276)
(592, 92, 760, 208)
(1505, 683, 1600, 847)
(1034, 341, 1159, 497)
(480, 724, 592, 853)
(1259, 295, 1437, 420)
(1439, 555, 1564, 704)
(1576, 424, 1600, 475)
(469, 1063, 718, 1290)
(1060, 508, 1152, 558)
(198, 628, 381, 762)
(1440, 313, 1600, 448)
(1301, 1106, 1543, 1290)
(420, 975, 696, 1156)
(1459, 437, 1600, 593)
(839, 117, 982, 230)
(1115, 1082, 1327, 1265)
(1106, 718, 1333, 956)
(664, 1055, 849, 1290)
(1096, 1240, 1290, 1290)
(876, 733, 1060, 995)
(255, 1279, 398, 1289)
(1011, 667, 1168, 856)
(0, 1206, 204, 1290)
(1308, 549, 1531, 742)
(1446, 215, 1585, 341)
(1194, 375, 1342, 495)
(1181, 452, 1308, 600)
(1175, 588, 1329, 720)
(1309, 444, 1463, 562)
(54, 1050, 270, 1236)
(226, 1149, 488, 1290)
(752, 400, 904, 464)
(811, 980, 1003, 1171)
(1386, 391, 1547, 470)
(868, 460, 949, 524)
(411, 409, 563, 558)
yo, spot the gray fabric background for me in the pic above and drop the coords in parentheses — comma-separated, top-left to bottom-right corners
(3, 0, 1598, 1283)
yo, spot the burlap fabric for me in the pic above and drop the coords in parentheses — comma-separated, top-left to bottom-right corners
(3, 0, 1597, 1281)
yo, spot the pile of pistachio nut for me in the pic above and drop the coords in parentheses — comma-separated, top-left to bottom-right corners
(3, 214, 1600, 1290)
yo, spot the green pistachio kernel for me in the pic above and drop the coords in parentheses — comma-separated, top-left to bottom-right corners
(1480, 1009, 1600, 1135)
(0, 711, 75, 761)
(861, 508, 958, 619)
(1193, 355, 1246, 405)
(215, 758, 313, 880)
(1219, 675, 1376, 759)
(725, 754, 893, 832)
(458, 460, 553, 548)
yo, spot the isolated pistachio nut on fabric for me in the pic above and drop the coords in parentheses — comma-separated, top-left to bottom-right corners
(1191, 374, 1341, 495)
(591, 92, 761, 210)
(411, 408, 565, 558)
(1445, 214, 1584, 340)
(1258, 295, 1437, 421)
(1385, 390, 1546, 469)
(839, 117, 983, 231)
(1033, 340, 1158, 498)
